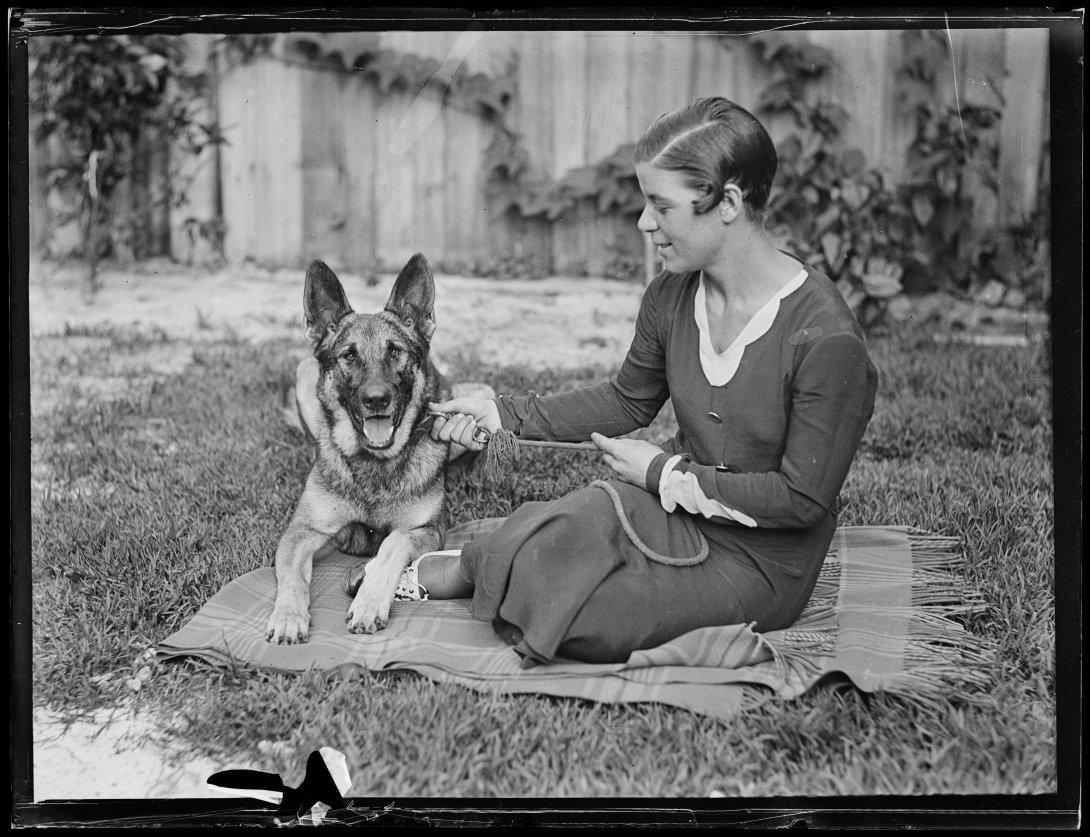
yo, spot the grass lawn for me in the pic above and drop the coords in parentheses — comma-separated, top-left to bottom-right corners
(29, 318, 1055, 797)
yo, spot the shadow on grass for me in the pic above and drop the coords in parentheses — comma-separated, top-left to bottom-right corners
(29, 325, 1056, 796)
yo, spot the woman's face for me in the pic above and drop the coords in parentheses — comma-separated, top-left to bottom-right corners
(635, 162, 727, 274)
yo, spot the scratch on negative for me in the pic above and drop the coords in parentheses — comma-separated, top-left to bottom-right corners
(944, 13, 968, 147)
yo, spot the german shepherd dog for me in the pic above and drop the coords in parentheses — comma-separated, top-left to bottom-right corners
(266, 254, 452, 643)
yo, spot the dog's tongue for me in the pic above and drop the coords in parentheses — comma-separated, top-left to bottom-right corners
(363, 416, 394, 446)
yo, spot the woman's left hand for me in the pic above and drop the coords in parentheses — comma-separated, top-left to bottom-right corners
(591, 434, 664, 487)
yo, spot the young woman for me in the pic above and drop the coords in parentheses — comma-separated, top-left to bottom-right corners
(418, 97, 878, 666)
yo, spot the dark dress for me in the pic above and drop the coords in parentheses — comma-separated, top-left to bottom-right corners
(457, 267, 878, 665)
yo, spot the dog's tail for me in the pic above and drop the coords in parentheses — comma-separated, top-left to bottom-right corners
(279, 355, 317, 445)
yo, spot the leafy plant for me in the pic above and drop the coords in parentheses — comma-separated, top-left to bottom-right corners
(751, 33, 847, 136)
(899, 103, 1002, 295)
(545, 144, 645, 220)
(219, 34, 278, 65)
(894, 29, 1012, 300)
(486, 141, 644, 223)
(768, 139, 915, 329)
(982, 206, 1051, 308)
(31, 35, 219, 292)
(226, 33, 518, 124)
(482, 127, 534, 215)
(752, 33, 912, 330)
(601, 241, 645, 283)
(483, 134, 646, 281)
(894, 30, 951, 125)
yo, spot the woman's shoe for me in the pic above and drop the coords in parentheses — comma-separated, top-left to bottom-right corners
(344, 549, 462, 601)
(393, 555, 430, 602)
(395, 549, 463, 601)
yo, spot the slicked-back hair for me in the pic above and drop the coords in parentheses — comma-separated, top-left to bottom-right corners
(634, 98, 777, 222)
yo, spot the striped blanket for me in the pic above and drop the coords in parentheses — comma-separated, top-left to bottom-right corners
(156, 523, 991, 721)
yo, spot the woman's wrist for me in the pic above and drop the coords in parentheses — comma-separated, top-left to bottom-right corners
(493, 395, 520, 435)
(644, 452, 674, 494)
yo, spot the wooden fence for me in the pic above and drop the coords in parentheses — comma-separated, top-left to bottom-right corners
(30, 28, 1050, 277)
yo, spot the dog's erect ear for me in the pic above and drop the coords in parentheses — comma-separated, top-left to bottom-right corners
(385, 252, 436, 344)
(304, 260, 352, 346)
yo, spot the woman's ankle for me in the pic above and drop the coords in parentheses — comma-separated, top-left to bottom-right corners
(417, 551, 474, 599)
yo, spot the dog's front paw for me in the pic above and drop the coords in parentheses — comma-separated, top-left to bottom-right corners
(345, 584, 392, 635)
(266, 597, 311, 644)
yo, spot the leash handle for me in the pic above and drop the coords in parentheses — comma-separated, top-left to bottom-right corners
(517, 438, 600, 451)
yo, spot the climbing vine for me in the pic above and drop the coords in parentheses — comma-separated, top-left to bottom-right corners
(752, 32, 912, 330)
(899, 102, 1002, 294)
(221, 33, 516, 124)
(485, 140, 643, 222)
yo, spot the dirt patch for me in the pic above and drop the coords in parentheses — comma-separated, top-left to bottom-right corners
(29, 259, 644, 370)
(33, 706, 224, 800)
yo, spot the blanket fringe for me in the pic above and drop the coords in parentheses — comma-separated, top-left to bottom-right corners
(760, 531, 994, 705)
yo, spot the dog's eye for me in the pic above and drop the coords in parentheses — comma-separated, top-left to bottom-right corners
(338, 347, 357, 363)
(387, 342, 403, 359)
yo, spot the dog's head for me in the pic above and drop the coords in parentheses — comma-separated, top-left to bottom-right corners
(304, 254, 438, 458)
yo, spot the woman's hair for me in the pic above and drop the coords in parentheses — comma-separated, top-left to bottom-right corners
(633, 97, 777, 221)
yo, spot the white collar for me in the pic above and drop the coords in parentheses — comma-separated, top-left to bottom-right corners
(693, 268, 808, 386)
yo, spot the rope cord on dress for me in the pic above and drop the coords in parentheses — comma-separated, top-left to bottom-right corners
(590, 480, 709, 567)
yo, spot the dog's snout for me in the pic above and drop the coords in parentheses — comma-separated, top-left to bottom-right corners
(360, 385, 392, 413)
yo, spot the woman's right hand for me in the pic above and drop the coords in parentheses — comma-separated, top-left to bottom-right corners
(428, 397, 503, 450)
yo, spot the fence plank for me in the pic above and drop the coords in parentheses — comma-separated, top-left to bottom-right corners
(691, 33, 736, 103)
(220, 56, 304, 265)
(548, 32, 590, 271)
(301, 67, 349, 268)
(417, 86, 449, 264)
(218, 56, 249, 262)
(550, 32, 590, 178)
(625, 34, 656, 139)
(374, 92, 420, 269)
(585, 33, 633, 161)
(721, 36, 763, 114)
(513, 31, 554, 181)
(808, 31, 887, 167)
(882, 30, 913, 185)
(652, 33, 697, 117)
(256, 59, 305, 265)
(340, 74, 380, 271)
(998, 27, 1049, 224)
(27, 124, 52, 253)
(623, 32, 699, 142)
(951, 28, 1007, 109)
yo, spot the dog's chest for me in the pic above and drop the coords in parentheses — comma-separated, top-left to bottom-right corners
(318, 440, 446, 527)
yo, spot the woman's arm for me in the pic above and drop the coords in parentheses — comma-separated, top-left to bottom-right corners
(648, 332, 877, 528)
(493, 275, 671, 442)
